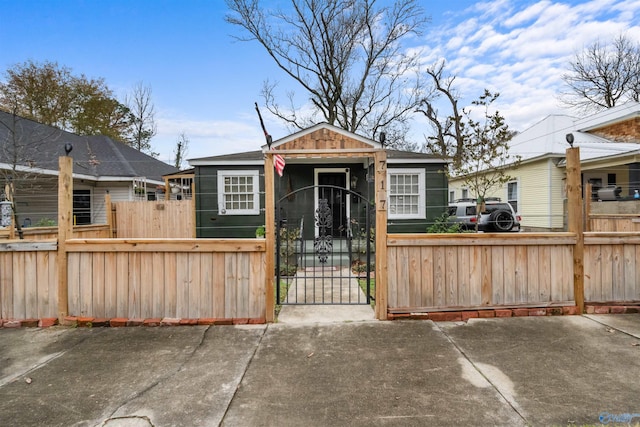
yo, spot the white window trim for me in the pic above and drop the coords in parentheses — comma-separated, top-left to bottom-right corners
(387, 168, 426, 220)
(507, 180, 519, 213)
(217, 170, 260, 215)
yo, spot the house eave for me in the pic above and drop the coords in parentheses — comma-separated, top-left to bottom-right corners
(387, 158, 449, 165)
(575, 102, 640, 132)
(189, 159, 265, 166)
(0, 162, 164, 185)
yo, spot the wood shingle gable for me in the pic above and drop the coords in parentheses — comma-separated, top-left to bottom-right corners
(266, 123, 382, 151)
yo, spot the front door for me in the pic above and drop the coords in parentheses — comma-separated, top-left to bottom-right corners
(315, 169, 349, 238)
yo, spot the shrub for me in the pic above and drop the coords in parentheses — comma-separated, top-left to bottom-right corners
(426, 212, 465, 233)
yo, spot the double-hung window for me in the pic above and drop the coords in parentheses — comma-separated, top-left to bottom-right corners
(387, 168, 426, 219)
(217, 170, 260, 215)
(507, 181, 518, 213)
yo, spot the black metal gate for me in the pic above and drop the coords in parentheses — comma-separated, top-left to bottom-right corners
(275, 185, 374, 305)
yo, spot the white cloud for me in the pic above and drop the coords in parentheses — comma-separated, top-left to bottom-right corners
(419, 0, 640, 133)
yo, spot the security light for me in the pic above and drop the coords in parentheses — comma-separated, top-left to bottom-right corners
(565, 133, 574, 148)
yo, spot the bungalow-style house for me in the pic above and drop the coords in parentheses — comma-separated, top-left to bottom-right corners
(0, 111, 178, 227)
(448, 101, 640, 231)
(190, 123, 448, 239)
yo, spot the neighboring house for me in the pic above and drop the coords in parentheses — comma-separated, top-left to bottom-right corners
(448, 102, 640, 231)
(0, 111, 178, 226)
(190, 123, 448, 238)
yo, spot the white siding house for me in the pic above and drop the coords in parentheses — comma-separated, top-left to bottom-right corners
(449, 102, 640, 231)
(0, 111, 179, 227)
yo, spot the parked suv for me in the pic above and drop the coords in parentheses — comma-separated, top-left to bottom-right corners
(448, 198, 521, 232)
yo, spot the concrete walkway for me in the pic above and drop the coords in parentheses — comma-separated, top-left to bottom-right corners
(1, 314, 639, 426)
(278, 266, 375, 324)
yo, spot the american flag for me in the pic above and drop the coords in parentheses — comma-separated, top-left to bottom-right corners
(273, 154, 285, 177)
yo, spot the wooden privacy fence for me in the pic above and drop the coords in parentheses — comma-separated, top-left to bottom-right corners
(112, 200, 195, 238)
(587, 215, 640, 232)
(0, 240, 58, 320)
(584, 233, 640, 303)
(2, 233, 640, 322)
(0, 224, 110, 240)
(65, 239, 266, 320)
(387, 233, 577, 314)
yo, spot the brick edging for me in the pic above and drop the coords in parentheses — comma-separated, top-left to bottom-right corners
(0, 316, 267, 328)
(388, 304, 640, 321)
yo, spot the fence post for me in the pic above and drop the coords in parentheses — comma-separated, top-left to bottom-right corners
(57, 155, 73, 321)
(584, 182, 592, 232)
(105, 193, 113, 238)
(374, 150, 388, 320)
(191, 180, 196, 238)
(566, 146, 584, 313)
(265, 153, 275, 322)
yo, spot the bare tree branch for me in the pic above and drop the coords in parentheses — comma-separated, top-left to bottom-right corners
(126, 82, 158, 156)
(560, 34, 640, 112)
(226, 0, 428, 144)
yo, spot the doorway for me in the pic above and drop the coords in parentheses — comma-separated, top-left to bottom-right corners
(314, 168, 350, 238)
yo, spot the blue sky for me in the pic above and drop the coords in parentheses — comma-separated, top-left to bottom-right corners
(1, 0, 639, 166)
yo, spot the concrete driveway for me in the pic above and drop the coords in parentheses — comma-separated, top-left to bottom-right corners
(1, 314, 639, 426)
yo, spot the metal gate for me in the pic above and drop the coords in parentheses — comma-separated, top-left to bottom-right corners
(275, 185, 374, 305)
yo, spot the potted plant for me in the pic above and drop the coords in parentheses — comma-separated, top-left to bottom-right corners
(255, 225, 265, 238)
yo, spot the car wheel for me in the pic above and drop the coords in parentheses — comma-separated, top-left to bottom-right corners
(489, 210, 514, 232)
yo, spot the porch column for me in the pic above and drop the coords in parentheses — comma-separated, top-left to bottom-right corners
(58, 155, 73, 321)
(566, 146, 584, 313)
(374, 150, 388, 320)
(265, 153, 275, 322)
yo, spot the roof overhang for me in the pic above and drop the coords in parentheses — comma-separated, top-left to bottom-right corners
(0, 162, 164, 185)
(575, 102, 640, 132)
(189, 159, 264, 166)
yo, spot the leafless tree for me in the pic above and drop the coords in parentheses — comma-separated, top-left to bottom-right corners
(173, 132, 189, 169)
(417, 61, 466, 167)
(126, 82, 157, 156)
(561, 34, 640, 112)
(418, 62, 519, 221)
(226, 0, 428, 144)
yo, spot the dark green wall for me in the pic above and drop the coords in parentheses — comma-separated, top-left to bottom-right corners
(195, 161, 448, 237)
(386, 164, 449, 234)
(195, 165, 265, 238)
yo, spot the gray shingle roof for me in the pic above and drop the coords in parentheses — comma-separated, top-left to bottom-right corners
(190, 149, 444, 164)
(0, 111, 178, 181)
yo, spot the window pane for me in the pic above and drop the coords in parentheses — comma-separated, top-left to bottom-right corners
(220, 173, 259, 214)
(508, 182, 517, 200)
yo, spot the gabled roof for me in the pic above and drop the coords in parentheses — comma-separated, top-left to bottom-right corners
(190, 123, 445, 166)
(263, 122, 382, 151)
(509, 102, 640, 165)
(0, 111, 178, 182)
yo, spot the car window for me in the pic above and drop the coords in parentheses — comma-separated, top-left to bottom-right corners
(465, 206, 476, 215)
(447, 207, 457, 216)
(485, 203, 510, 213)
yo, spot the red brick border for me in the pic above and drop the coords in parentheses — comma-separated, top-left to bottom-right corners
(2, 305, 638, 327)
(1, 316, 268, 328)
(385, 304, 640, 322)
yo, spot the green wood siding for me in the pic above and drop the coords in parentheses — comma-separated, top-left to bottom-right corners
(195, 165, 265, 238)
(195, 161, 448, 237)
(387, 163, 448, 233)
